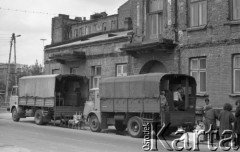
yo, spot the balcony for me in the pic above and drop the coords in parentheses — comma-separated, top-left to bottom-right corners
(48, 51, 86, 64)
(121, 38, 176, 57)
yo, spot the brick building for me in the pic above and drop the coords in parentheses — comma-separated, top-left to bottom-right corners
(44, 2, 132, 89)
(45, 0, 240, 108)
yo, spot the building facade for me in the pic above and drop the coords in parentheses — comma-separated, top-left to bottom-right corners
(45, 0, 240, 108)
(45, 2, 132, 89)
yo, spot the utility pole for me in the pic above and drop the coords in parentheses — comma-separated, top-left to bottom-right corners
(5, 34, 14, 104)
(4, 33, 21, 104)
(13, 33, 17, 86)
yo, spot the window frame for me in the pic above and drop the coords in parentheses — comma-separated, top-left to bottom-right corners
(190, 57, 207, 94)
(91, 66, 101, 89)
(116, 64, 127, 77)
(102, 22, 107, 32)
(147, 0, 164, 40)
(74, 29, 78, 38)
(231, 0, 240, 20)
(189, 0, 207, 27)
(52, 69, 60, 74)
(70, 67, 78, 74)
(233, 54, 240, 93)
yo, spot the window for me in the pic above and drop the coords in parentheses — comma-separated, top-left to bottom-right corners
(190, 58, 206, 93)
(148, 0, 164, 39)
(52, 69, 60, 74)
(85, 26, 91, 35)
(74, 29, 78, 38)
(79, 27, 84, 36)
(116, 64, 127, 77)
(91, 66, 101, 88)
(232, 0, 240, 20)
(190, 0, 207, 27)
(111, 20, 117, 30)
(93, 24, 97, 33)
(233, 55, 240, 93)
(70, 67, 78, 74)
(102, 22, 107, 32)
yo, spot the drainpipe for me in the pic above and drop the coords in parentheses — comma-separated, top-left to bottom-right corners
(174, 0, 181, 74)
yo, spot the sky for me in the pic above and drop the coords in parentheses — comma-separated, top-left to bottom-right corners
(0, 0, 128, 66)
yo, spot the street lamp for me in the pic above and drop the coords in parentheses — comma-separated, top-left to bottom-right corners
(40, 39, 46, 65)
(13, 34, 21, 86)
(40, 39, 46, 48)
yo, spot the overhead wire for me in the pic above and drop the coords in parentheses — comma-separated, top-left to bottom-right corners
(0, 7, 80, 17)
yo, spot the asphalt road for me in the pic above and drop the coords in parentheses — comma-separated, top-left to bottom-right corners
(0, 109, 233, 152)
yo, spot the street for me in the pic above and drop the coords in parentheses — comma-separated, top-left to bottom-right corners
(0, 109, 234, 152)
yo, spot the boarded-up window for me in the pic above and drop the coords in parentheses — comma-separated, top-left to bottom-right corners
(190, 0, 207, 27)
(190, 58, 207, 93)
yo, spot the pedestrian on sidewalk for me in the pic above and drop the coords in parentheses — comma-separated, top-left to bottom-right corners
(219, 103, 235, 147)
(203, 107, 219, 143)
(234, 100, 240, 146)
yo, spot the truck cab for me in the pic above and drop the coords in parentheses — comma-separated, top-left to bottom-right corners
(9, 86, 19, 113)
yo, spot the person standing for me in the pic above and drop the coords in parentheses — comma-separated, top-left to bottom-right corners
(173, 87, 183, 110)
(218, 103, 235, 146)
(203, 107, 219, 142)
(203, 98, 212, 112)
(160, 90, 168, 111)
(234, 100, 240, 146)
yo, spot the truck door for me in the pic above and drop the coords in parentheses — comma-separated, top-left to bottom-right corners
(10, 86, 18, 107)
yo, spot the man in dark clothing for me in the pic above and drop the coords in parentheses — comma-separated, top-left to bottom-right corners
(234, 100, 240, 146)
(203, 107, 218, 142)
(219, 103, 235, 147)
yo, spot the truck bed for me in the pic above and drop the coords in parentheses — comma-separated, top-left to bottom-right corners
(19, 97, 55, 107)
(101, 98, 161, 113)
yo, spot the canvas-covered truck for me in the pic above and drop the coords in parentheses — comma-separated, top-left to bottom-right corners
(88, 73, 196, 138)
(9, 74, 89, 125)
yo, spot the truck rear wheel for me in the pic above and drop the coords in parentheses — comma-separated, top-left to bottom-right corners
(89, 115, 101, 132)
(115, 121, 126, 132)
(127, 116, 143, 138)
(12, 108, 20, 122)
(35, 110, 44, 125)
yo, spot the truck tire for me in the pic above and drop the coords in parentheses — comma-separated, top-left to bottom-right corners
(115, 120, 126, 132)
(127, 116, 143, 138)
(89, 115, 101, 132)
(34, 110, 44, 125)
(12, 108, 20, 122)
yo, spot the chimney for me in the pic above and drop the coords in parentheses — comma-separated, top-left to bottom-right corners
(58, 14, 69, 19)
(75, 17, 82, 22)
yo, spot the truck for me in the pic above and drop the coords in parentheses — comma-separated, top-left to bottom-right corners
(9, 74, 89, 125)
(87, 73, 197, 138)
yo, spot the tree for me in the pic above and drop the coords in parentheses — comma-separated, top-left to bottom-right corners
(29, 60, 43, 75)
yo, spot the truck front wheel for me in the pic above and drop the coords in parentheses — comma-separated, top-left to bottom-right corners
(89, 115, 101, 132)
(34, 110, 44, 125)
(127, 116, 143, 138)
(12, 108, 20, 122)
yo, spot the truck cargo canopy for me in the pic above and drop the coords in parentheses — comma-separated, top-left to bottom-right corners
(100, 73, 166, 99)
(18, 74, 88, 98)
(100, 73, 196, 99)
